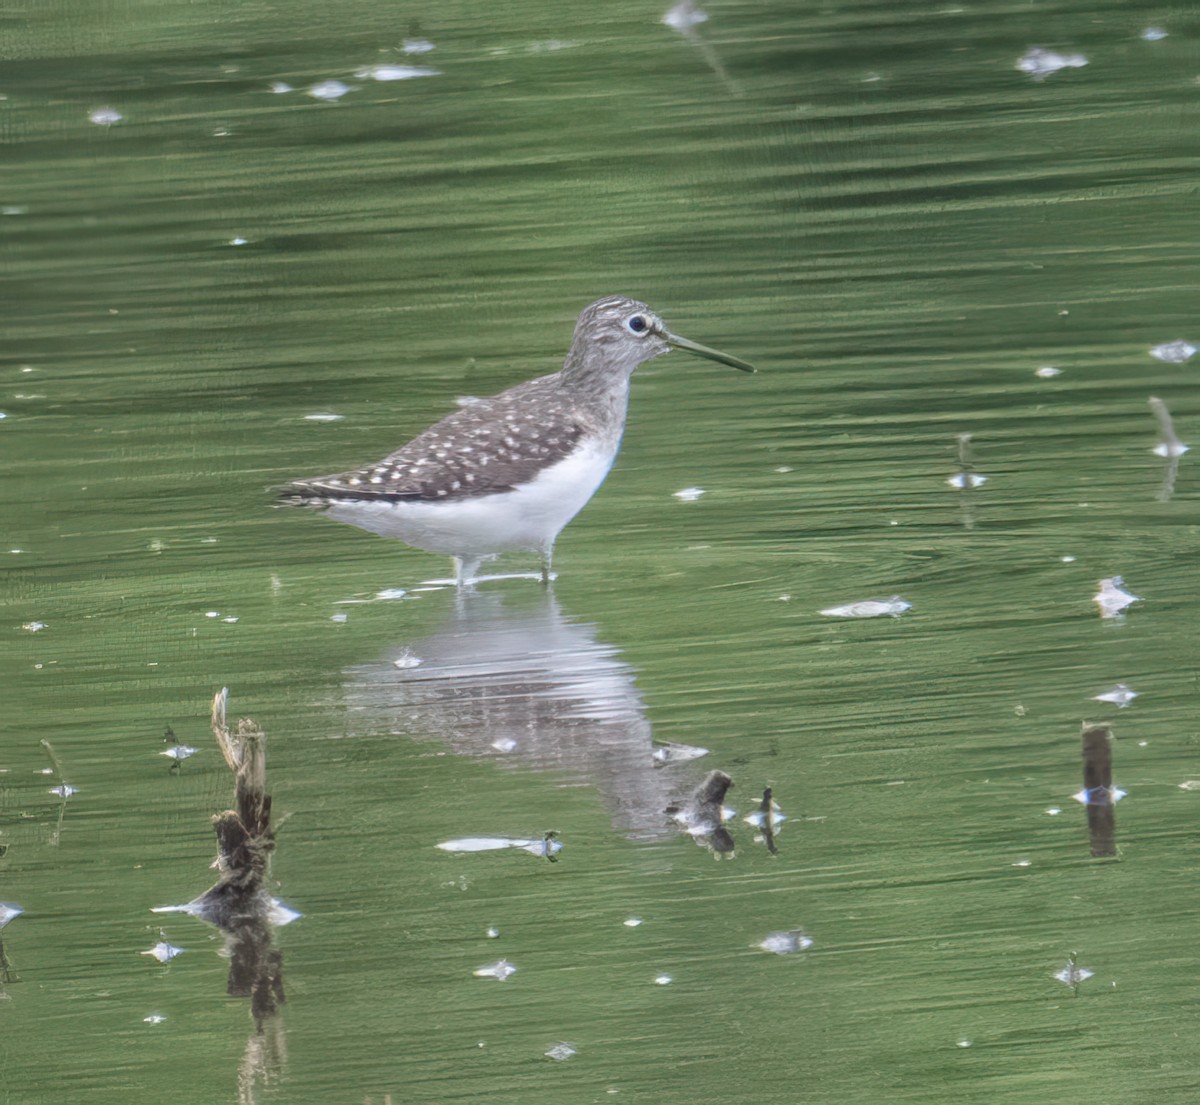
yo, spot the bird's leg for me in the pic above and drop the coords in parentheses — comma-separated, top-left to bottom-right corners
(539, 543, 554, 585)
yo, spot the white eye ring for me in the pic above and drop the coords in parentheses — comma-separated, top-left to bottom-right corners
(626, 314, 649, 335)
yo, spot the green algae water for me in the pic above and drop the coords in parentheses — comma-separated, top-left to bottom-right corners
(3, 2, 1198, 1102)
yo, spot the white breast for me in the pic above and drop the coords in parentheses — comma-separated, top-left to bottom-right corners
(324, 436, 620, 558)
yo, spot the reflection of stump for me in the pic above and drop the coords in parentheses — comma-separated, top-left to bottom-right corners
(1081, 723, 1117, 859)
(208, 689, 286, 1025)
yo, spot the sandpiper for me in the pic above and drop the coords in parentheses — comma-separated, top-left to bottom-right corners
(281, 295, 754, 585)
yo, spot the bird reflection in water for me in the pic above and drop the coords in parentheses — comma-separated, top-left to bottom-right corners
(341, 587, 711, 841)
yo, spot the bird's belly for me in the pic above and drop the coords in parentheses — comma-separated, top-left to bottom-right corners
(324, 438, 619, 556)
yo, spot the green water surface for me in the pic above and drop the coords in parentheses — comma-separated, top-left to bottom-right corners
(3, 1, 1198, 1103)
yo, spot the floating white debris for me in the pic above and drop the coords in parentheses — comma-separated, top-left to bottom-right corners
(267, 898, 303, 926)
(651, 741, 709, 766)
(1035, 365, 1062, 378)
(774, 465, 793, 473)
(1016, 47, 1088, 80)
(1045, 806, 1063, 816)
(624, 917, 644, 928)
(142, 941, 185, 963)
(307, 79, 352, 101)
(268, 81, 293, 94)
(436, 836, 562, 858)
(404, 38, 436, 55)
(673, 487, 705, 502)
(88, 106, 122, 126)
(957, 1038, 973, 1049)
(0, 902, 23, 928)
(1054, 959, 1094, 987)
(474, 959, 516, 981)
(1141, 27, 1168, 42)
(160, 744, 198, 762)
(1060, 555, 1076, 563)
(1093, 684, 1137, 708)
(143, 1014, 167, 1024)
(947, 472, 988, 489)
(544, 1042, 576, 1061)
(1093, 576, 1139, 618)
(1178, 780, 1200, 792)
(653, 973, 673, 985)
(49, 785, 78, 798)
(820, 596, 910, 619)
(205, 611, 220, 618)
(303, 412, 344, 422)
(1012, 859, 1032, 868)
(757, 930, 813, 956)
(330, 612, 348, 623)
(354, 64, 440, 81)
(222, 616, 239, 623)
(392, 650, 422, 669)
(374, 588, 408, 601)
(1149, 340, 1196, 363)
(663, 0, 709, 32)
(490, 737, 518, 753)
(486, 926, 500, 938)
(227, 237, 248, 247)
(21, 621, 47, 632)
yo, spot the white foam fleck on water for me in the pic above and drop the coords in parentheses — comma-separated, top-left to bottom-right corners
(651, 741, 709, 765)
(142, 941, 184, 963)
(1016, 47, 1087, 80)
(1093, 684, 1137, 708)
(437, 836, 561, 858)
(820, 597, 910, 618)
(663, 1, 708, 31)
(304, 412, 344, 422)
(1054, 960, 1094, 986)
(474, 959, 516, 981)
(354, 64, 440, 81)
(673, 487, 705, 502)
(544, 1043, 576, 1061)
(308, 80, 352, 101)
(161, 745, 198, 761)
(757, 930, 813, 955)
(1093, 576, 1139, 618)
(89, 106, 122, 126)
(1035, 365, 1062, 378)
(1149, 340, 1195, 363)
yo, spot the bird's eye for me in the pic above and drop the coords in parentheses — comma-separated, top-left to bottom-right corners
(626, 315, 648, 335)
